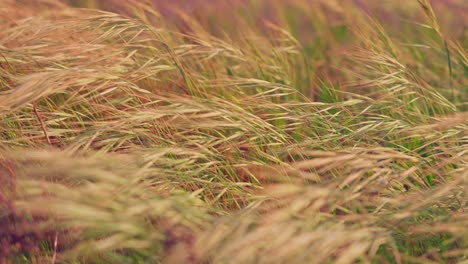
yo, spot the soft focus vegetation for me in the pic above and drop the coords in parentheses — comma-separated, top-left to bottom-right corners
(0, 0, 466, 263)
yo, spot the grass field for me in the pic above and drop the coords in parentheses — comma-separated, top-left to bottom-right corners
(0, 0, 467, 263)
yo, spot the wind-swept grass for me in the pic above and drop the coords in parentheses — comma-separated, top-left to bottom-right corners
(0, 0, 466, 263)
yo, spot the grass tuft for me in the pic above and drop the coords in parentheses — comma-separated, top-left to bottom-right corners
(1, 0, 466, 263)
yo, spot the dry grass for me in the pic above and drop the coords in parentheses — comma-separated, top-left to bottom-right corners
(0, 0, 467, 263)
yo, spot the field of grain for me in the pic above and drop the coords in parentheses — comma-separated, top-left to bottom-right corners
(0, 0, 466, 263)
